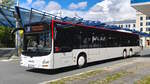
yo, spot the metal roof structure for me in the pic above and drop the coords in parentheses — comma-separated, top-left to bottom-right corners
(0, 4, 60, 28)
(0, 4, 150, 37)
(131, 0, 150, 16)
(16, 7, 59, 27)
(131, 0, 150, 4)
(0, 5, 16, 28)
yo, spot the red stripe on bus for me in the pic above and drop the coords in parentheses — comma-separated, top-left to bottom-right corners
(51, 19, 54, 40)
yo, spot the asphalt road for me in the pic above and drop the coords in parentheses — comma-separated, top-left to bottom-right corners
(0, 48, 150, 84)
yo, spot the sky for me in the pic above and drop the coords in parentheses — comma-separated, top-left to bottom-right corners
(20, 0, 137, 22)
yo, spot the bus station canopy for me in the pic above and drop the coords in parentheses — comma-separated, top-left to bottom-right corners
(0, 5, 16, 28)
(0, 4, 59, 28)
(131, 0, 150, 16)
(16, 7, 57, 27)
(0, 4, 150, 37)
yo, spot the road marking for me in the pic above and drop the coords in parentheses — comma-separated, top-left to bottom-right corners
(0, 59, 19, 62)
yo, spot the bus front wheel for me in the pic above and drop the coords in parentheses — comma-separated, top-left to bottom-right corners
(77, 55, 86, 68)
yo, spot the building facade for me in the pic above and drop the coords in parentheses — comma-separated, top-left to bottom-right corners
(106, 20, 136, 30)
(131, 0, 150, 47)
(135, 11, 150, 47)
(136, 12, 150, 34)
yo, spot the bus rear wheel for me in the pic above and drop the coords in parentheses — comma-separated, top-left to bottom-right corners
(123, 51, 127, 58)
(77, 55, 86, 68)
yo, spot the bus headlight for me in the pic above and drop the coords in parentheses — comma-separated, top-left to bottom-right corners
(42, 60, 49, 64)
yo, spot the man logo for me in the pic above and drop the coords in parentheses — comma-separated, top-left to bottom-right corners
(26, 26, 31, 32)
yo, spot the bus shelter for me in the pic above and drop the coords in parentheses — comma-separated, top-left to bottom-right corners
(0, 5, 16, 28)
(0, 4, 150, 55)
(0, 5, 56, 56)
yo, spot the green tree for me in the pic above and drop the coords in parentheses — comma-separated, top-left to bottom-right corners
(1, 0, 15, 7)
(0, 26, 15, 48)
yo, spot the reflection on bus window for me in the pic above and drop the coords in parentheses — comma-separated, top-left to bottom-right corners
(22, 31, 52, 56)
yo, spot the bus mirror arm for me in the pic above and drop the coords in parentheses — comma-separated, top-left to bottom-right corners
(10, 28, 24, 42)
(11, 28, 25, 39)
(11, 28, 25, 35)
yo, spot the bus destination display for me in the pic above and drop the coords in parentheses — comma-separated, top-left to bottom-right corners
(31, 25, 44, 32)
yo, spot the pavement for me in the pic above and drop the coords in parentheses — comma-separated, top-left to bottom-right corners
(140, 47, 150, 56)
(0, 48, 150, 84)
(47, 57, 150, 84)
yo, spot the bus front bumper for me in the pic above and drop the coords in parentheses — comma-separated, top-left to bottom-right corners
(20, 55, 53, 69)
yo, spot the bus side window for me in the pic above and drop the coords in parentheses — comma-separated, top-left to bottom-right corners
(92, 33, 99, 48)
(80, 30, 89, 48)
(54, 25, 74, 53)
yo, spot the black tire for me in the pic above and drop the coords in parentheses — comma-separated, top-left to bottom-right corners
(77, 55, 87, 68)
(123, 51, 127, 58)
(129, 50, 133, 57)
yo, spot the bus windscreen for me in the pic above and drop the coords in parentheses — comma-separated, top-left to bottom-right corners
(22, 24, 52, 56)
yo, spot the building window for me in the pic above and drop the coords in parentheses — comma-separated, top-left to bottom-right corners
(140, 17, 143, 21)
(140, 28, 143, 32)
(128, 24, 130, 28)
(133, 24, 136, 27)
(146, 22, 150, 26)
(126, 25, 128, 28)
(146, 16, 150, 20)
(140, 22, 143, 26)
(147, 40, 150, 46)
(121, 25, 123, 28)
(146, 28, 150, 31)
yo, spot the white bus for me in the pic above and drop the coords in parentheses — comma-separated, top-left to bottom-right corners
(20, 20, 141, 69)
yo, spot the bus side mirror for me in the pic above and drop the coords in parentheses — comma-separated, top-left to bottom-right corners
(11, 28, 25, 35)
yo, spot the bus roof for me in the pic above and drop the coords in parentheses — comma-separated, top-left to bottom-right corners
(53, 20, 139, 36)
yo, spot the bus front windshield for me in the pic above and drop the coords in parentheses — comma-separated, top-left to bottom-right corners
(22, 31, 52, 56)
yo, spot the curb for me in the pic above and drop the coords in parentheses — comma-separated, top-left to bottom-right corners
(0, 58, 19, 62)
(0, 55, 19, 62)
(39, 68, 102, 84)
